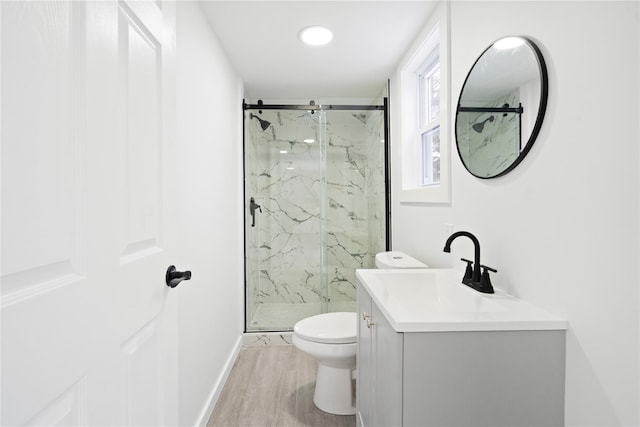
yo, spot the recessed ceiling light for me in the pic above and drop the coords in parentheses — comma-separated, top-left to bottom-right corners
(304, 138, 315, 144)
(299, 26, 333, 46)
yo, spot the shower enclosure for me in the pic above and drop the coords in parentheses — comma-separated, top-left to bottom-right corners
(244, 99, 389, 332)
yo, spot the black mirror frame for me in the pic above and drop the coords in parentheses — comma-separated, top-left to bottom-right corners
(455, 36, 549, 179)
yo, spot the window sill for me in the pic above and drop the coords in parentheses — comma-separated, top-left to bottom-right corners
(399, 184, 450, 205)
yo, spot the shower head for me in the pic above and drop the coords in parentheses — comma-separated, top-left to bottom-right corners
(472, 115, 495, 133)
(250, 113, 271, 131)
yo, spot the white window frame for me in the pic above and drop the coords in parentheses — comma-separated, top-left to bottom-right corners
(397, 2, 450, 204)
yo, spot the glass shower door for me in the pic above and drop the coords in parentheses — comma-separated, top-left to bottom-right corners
(245, 109, 327, 331)
(244, 100, 388, 332)
(323, 109, 387, 313)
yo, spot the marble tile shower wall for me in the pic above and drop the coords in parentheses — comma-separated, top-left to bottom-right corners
(246, 108, 385, 315)
(325, 111, 371, 306)
(248, 111, 323, 311)
(365, 104, 386, 271)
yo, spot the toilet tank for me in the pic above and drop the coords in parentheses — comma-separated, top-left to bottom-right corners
(375, 251, 428, 269)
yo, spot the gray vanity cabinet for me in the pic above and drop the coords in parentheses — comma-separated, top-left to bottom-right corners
(356, 282, 566, 427)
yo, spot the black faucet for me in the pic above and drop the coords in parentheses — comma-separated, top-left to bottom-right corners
(443, 231, 496, 294)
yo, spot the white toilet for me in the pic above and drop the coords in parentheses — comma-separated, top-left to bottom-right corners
(292, 251, 428, 415)
(292, 312, 357, 415)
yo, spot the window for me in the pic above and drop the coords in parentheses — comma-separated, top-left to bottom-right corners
(422, 126, 440, 184)
(419, 54, 441, 186)
(396, 2, 450, 204)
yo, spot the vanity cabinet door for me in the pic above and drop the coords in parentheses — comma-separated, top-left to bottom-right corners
(357, 283, 403, 427)
(371, 303, 403, 427)
(357, 285, 373, 427)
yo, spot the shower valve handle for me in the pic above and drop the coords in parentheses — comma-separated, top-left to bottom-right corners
(249, 197, 262, 227)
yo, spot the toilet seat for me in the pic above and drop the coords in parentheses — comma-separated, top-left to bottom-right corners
(293, 312, 356, 344)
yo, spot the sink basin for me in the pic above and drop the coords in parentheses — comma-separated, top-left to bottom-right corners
(356, 268, 567, 332)
(371, 269, 505, 313)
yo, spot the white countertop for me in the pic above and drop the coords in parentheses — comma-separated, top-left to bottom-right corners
(356, 268, 568, 333)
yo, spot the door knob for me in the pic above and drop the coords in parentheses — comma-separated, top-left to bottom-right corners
(166, 265, 191, 288)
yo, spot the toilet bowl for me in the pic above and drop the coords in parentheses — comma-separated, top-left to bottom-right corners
(292, 252, 426, 415)
(292, 312, 357, 415)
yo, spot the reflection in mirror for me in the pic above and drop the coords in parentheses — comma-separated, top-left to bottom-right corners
(455, 36, 548, 178)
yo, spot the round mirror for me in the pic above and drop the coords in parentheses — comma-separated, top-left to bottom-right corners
(455, 36, 548, 179)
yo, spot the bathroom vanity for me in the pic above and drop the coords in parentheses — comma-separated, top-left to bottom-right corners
(355, 269, 567, 427)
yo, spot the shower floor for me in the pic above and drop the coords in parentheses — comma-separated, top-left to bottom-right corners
(247, 301, 356, 331)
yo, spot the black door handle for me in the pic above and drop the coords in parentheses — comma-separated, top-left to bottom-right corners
(166, 265, 191, 288)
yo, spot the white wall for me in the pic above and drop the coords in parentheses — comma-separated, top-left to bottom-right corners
(175, 3, 244, 426)
(390, 1, 639, 425)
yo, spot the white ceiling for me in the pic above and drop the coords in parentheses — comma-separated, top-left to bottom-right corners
(198, 1, 438, 100)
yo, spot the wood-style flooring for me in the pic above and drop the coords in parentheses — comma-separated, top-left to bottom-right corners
(207, 345, 356, 427)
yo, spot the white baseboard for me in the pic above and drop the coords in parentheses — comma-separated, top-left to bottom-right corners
(195, 335, 243, 427)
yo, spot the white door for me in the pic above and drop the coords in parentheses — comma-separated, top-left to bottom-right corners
(1, 1, 180, 425)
